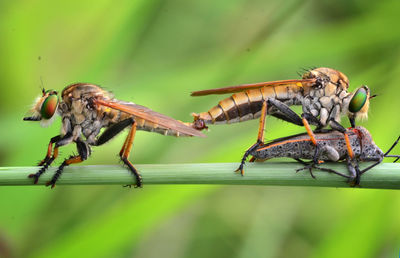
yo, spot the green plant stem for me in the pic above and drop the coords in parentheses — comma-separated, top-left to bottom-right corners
(0, 163, 400, 189)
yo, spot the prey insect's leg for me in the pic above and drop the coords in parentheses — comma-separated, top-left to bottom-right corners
(360, 135, 400, 175)
(295, 159, 350, 179)
(236, 101, 268, 175)
(345, 155, 362, 186)
(120, 121, 142, 187)
(29, 132, 73, 184)
(294, 158, 316, 178)
(46, 139, 90, 188)
(329, 119, 355, 159)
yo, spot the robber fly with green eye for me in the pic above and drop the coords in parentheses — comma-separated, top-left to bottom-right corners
(24, 84, 205, 188)
(190, 67, 376, 173)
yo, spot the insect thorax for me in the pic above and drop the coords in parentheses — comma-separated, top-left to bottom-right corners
(302, 84, 349, 126)
(60, 84, 120, 145)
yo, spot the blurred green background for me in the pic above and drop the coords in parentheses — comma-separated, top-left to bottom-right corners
(1, 0, 400, 257)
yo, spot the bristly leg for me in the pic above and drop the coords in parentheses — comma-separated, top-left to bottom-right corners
(235, 141, 262, 175)
(29, 133, 73, 184)
(46, 155, 84, 188)
(236, 101, 267, 175)
(45, 139, 90, 188)
(29, 147, 59, 184)
(37, 135, 61, 166)
(119, 120, 142, 187)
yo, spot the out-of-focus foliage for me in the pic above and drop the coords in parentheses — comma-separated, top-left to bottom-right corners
(1, 0, 400, 257)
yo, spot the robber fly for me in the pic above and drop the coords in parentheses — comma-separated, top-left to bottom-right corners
(23, 83, 205, 188)
(239, 126, 400, 185)
(191, 67, 375, 171)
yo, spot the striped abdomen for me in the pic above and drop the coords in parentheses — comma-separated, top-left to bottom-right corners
(193, 85, 304, 125)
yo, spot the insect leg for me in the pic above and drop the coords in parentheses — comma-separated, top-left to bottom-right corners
(28, 132, 73, 184)
(294, 158, 316, 178)
(95, 118, 135, 146)
(38, 135, 61, 166)
(267, 99, 303, 126)
(295, 159, 350, 179)
(329, 119, 355, 159)
(360, 135, 400, 175)
(346, 158, 357, 183)
(46, 139, 90, 188)
(119, 121, 142, 187)
(235, 101, 268, 175)
(349, 117, 356, 128)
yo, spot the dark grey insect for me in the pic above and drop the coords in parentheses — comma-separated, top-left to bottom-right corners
(239, 126, 399, 184)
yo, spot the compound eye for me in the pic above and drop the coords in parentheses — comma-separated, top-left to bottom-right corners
(349, 88, 367, 113)
(40, 94, 59, 119)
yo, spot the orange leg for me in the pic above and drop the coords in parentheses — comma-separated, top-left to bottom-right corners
(302, 117, 317, 146)
(29, 146, 60, 184)
(38, 135, 61, 166)
(38, 141, 53, 166)
(344, 132, 354, 159)
(119, 133, 129, 158)
(120, 122, 142, 187)
(236, 101, 268, 175)
(46, 154, 83, 188)
(329, 119, 355, 160)
(257, 101, 267, 142)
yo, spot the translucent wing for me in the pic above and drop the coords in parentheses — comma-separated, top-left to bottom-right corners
(94, 99, 206, 137)
(191, 79, 317, 96)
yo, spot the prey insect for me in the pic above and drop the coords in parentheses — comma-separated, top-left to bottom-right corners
(24, 84, 205, 188)
(191, 67, 375, 169)
(239, 126, 400, 185)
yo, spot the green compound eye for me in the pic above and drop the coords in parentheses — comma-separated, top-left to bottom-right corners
(40, 94, 59, 119)
(349, 88, 367, 113)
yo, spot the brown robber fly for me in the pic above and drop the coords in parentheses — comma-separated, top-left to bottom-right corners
(23, 83, 205, 187)
(240, 126, 400, 185)
(191, 67, 375, 173)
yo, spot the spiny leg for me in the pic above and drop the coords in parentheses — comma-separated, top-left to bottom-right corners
(38, 135, 61, 166)
(29, 147, 60, 184)
(92, 118, 139, 186)
(236, 101, 267, 175)
(29, 133, 73, 184)
(119, 133, 129, 158)
(46, 139, 90, 188)
(46, 155, 83, 188)
(120, 121, 142, 187)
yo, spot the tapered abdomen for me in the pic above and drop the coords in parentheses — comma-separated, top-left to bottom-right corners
(116, 111, 193, 137)
(193, 85, 304, 125)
